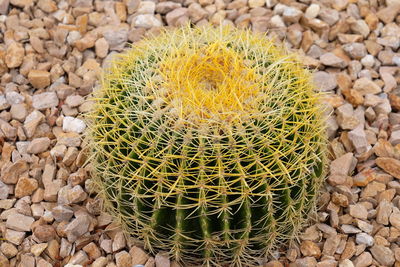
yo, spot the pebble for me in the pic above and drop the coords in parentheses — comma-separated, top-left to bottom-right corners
(6, 213, 34, 232)
(95, 38, 109, 58)
(376, 157, 400, 179)
(64, 214, 91, 242)
(27, 137, 51, 154)
(313, 71, 337, 91)
(15, 178, 38, 198)
(130, 246, 149, 265)
(353, 77, 381, 96)
(370, 245, 395, 266)
(28, 70, 51, 89)
(116, 251, 132, 267)
(320, 53, 347, 68)
(103, 27, 129, 51)
(33, 225, 56, 242)
(32, 92, 59, 110)
(300, 240, 321, 257)
(355, 233, 374, 247)
(133, 14, 162, 28)
(348, 125, 370, 154)
(63, 116, 86, 133)
(0, 181, 9, 200)
(305, 4, 320, 18)
(5, 42, 25, 68)
(353, 252, 372, 267)
(155, 253, 170, 267)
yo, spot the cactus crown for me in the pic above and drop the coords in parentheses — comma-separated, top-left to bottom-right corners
(88, 26, 327, 266)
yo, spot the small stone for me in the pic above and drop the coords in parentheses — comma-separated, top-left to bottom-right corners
(349, 204, 368, 220)
(57, 132, 81, 147)
(390, 208, 400, 230)
(313, 71, 337, 91)
(63, 116, 86, 134)
(376, 199, 393, 225)
(27, 137, 51, 154)
(1, 160, 28, 184)
(369, 245, 394, 266)
(355, 233, 374, 247)
(6, 213, 34, 232)
(282, 7, 302, 23)
(360, 55, 374, 68)
(19, 254, 35, 267)
(64, 215, 91, 242)
(130, 246, 149, 265)
(264, 261, 284, 267)
(348, 125, 370, 154)
(95, 38, 109, 58)
(350, 20, 370, 38)
(0, 181, 9, 199)
(33, 225, 56, 242)
(103, 27, 129, 51)
(52, 205, 74, 222)
(389, 130, 400, 145)
(343, 43, 367, 60)
(294, 257, 317, 267)
(341, 225, 361, 234)
(116, 251, 132, 267)
(69, 251, 89, 265)
(5, 42, 25, 68)
(10, 103, 27, 121)
(67, 185, 87, 203)
(92, 257, 108, 267)
(330, 152, 356, 176)
(32, 92, 59, 110)
(133, 14, 162, 28)
(305, 4, 320, 18)
(5, 229, 25, 245)
(339, 259, 354, 267)
(155, 253, 170, 267)
(28, 70, 51, 89)
(112, 232, 126, 252)
(0, 242, 18, 258)
(83, 242, 101, 259)
(30, 243, 48, 257)
(156, 2, 180, 14)
(74, 33, 97, 52)
(269, 15, 285, 27)
(137, 1, 155, 13)
(0, 0, 9, 14)
(37, 0, 57, 12)
(377, 4, 400, 24)
(15, 178, 38, 198)
(320, 53, 347, 68)
(166, 8, 188, 26)
(353, 77, 381, 96)
(6, 91, 24, 105)
(300, 240, 321, 257)
(354, 252, 372, 267)
(24, 110, 45, 138)
(318, 8, 339, 26)
(376, 157, 400, 179)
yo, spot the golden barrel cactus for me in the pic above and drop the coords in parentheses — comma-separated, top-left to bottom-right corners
(88, 26, 327, 266)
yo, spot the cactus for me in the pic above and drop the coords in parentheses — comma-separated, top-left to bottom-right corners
(88, 26, 327, 266)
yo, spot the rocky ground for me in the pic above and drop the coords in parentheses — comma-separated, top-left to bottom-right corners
(0, 0, 400, 266)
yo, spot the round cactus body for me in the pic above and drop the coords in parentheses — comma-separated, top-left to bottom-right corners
(89, 26, 327, 266)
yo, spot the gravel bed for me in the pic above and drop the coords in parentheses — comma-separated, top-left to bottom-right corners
(0, 0, 400, 266)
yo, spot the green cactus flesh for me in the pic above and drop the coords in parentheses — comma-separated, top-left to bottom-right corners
(89, 26, 327, 266)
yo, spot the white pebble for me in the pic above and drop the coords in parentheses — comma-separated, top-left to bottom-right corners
(361, 54, 375, 68)
(63, 116, 86, 134)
